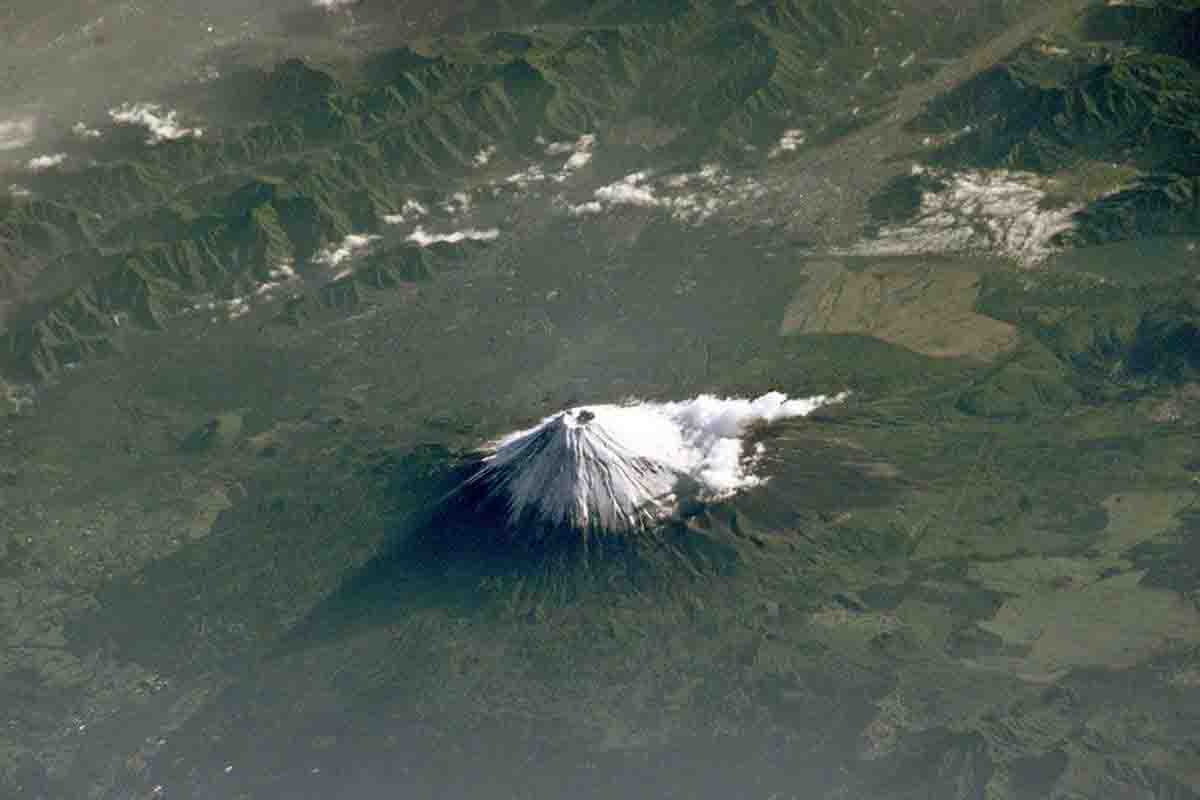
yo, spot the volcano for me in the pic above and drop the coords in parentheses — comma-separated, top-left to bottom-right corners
(459, 391, 848, 537)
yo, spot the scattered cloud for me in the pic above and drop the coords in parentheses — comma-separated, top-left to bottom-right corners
(7, 184, 32, 199)
(840, 167, 1080, 265)
(768, 129, 806, 158)
(71, 122, 102, 140)
(505, 164, 551, 191)
(0, 117, 35, 151)
(268, 261, 296, 281)
(568, 165, 765, 224)
(26, 153, 67, 172)
(183, 260, 300, 322)
(554, 133, 595, 172)
(382, 199, 429, 225)
(440, 191, 472, 216)
(313, 233, 380, 267)
(473, 145, 497, 167)
(499, 134, 596, 193)
(108, 103, 203, 144)
(564, 150, 593, 170)
(189, 296, 252, 322)
(593, 171, 658, 207)
(568, 201, 603, 217)
(406, 226, 500, 247)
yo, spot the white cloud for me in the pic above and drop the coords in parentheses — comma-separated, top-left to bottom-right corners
(547, 133, 595, 168)
(312, 0, 358, 8)
(594, 172, 659, 207)
(0, 117, 35, 151)
(183, 261, 298, 321)
(71, 122, 102, 140)
(227, 297, 251, 319)
(463, 391, 849, 533)
(268, 261, 296, 280)
(499, 134, 597, 196)
(26, 153, 67, 172)
(189, 295, 255, 322)
(473, 145, 497, 167)
(7, 184, 32, 198)
(842, 167, 1080, 265)
(768, 129, 806, 158)
(440, 191, 472, 215)
(505, 164, 549, 190)
(568, 201, 603, 217)
(108, 103, 203, 144)
(406, 226, 500, 247)
(382, 199, 429, 225)
(313, 233, 380, 267)
(573, 166, 764, 224)
(564, 150, 592, 170)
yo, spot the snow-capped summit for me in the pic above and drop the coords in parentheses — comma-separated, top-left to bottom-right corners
(461, 391, 848, 537)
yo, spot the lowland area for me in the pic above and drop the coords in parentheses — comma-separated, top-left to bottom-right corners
(1, 1, 1199, 797)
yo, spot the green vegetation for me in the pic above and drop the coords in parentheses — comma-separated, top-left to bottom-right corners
(902, 0, 1200, 245)
(1, 0, 1042, 381)
(2, 1, 1200, 798)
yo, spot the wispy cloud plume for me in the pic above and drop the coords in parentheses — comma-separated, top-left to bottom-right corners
(406, 226, 500, 247)
(108, 103, 203, 144)
(465, 391, 849, 533)
(71, 122, 102, 140)
(313, 233, 381, 267)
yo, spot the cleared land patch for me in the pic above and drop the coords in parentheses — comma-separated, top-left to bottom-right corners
(964, 560, 1200, 682)
(781, 259, 1018, 361)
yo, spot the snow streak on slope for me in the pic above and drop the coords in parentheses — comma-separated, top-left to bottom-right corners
(463, 391, 848, 535)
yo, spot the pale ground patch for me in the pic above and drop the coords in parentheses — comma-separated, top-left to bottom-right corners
(780, 259, 1017, 361)
(1, 379, 36, 414)
(1143, 383, 1200, 425)
(964, 560, 1200, 682)
(1100, 491, 1197, 552)
(808, 605, 904, 634)
(859, 690, 915, 760)
(187, 486, 233, 540)
(1169, 668, 1200, 688)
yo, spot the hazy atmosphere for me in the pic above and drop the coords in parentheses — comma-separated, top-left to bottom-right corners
(2, 1, 1199, 798)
